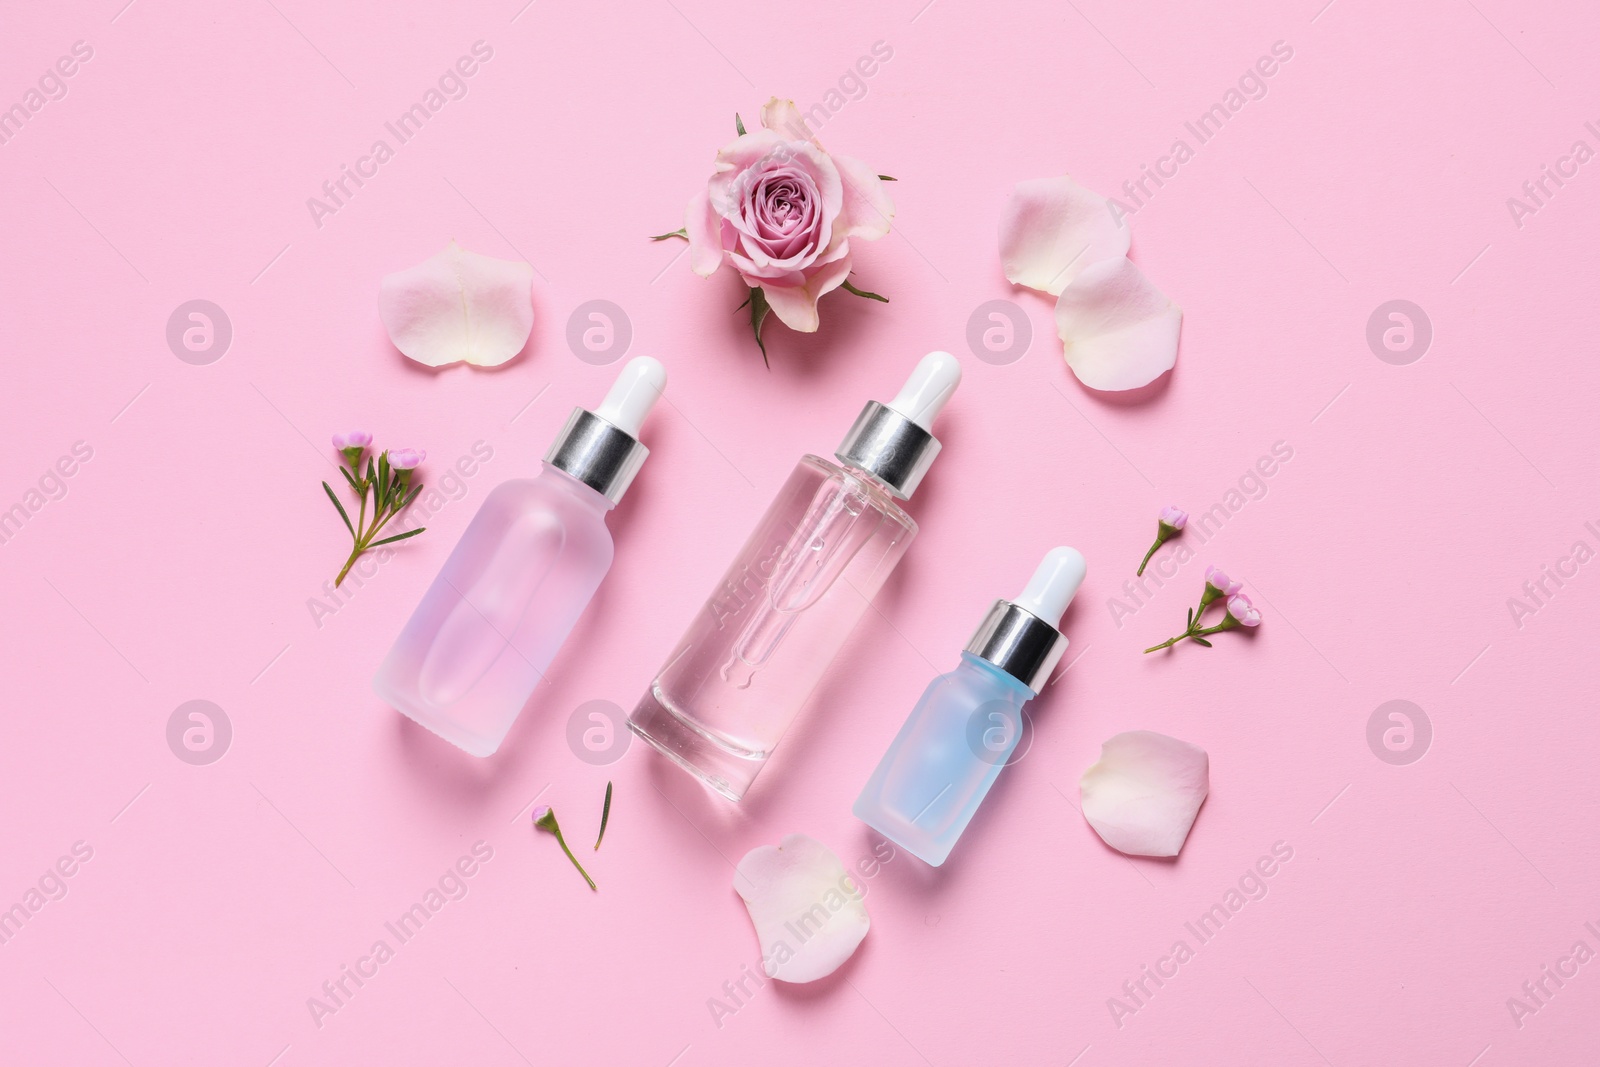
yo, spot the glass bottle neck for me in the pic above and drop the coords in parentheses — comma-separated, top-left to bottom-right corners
(958, 651, 1039, 699)
(539, 461, 618, 513)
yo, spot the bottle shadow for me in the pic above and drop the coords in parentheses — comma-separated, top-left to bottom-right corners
(389, 709, 532, 812)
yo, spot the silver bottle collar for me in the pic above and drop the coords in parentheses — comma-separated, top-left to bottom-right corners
(833, 400, 942, 500)
(964, 600, 1068, 692)
(544, 408, 649, 504)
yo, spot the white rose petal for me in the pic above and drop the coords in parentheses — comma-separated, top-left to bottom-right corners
(1080, 731, 1209, 857)
(999, 175, 1130, 296)
(1053, 257, 1181, 391)
(379, 241, 534, 368)
(734, 833, 870, 983)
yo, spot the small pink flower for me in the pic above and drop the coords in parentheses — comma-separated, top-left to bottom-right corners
(387, 448, 426, 470)
(1137, 505, 1189, 576)
(332, 430, 372, 450)
(1226, 593, 1261, 627)
(1205, 565, 1242, 596)
(531, 805, 550, 824)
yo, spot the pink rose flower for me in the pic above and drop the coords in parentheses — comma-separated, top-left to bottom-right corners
(685, 98, 894, 332)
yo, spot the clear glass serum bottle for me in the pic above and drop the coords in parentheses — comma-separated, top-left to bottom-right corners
(628, 351, 963, 801)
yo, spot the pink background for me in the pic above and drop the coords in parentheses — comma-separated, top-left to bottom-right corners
(1, 0, 1596, 1063)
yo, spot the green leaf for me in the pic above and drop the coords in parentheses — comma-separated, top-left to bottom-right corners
(376, 451, 391, 508)
(338, 465, 361, 493)
(1186, 607, 1193, 627)
(1191, 636, 1213, 648)
(735, 113, 746, 136)
(840, 279, 888, 303)
(649, 228, 689, 241)
(747, 286, 772, 368)
(369, 527, 427, 548)
(594, 781, 613, 851)
(399, 484, 423, 511)
(878, 174, 897, 181)
(322, 482, 355, 537)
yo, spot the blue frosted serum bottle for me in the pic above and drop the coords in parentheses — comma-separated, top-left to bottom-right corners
(853, 547, 1086, 866)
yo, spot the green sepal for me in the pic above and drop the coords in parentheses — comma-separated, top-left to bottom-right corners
(747, 286, 771, 368)
(735, 113, 746, 136)
(649, 228, 689, 241)
(840, 279, 888, 303)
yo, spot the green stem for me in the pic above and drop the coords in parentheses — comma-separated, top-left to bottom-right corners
(535, 807, 596, 890)
(1136, 538, 1161, 576)
(1192, 618, 1238, 639)
(556, 831, 595, 895)
(554, 830, 595, 890)
(332, 466, 422, 587)
(365, 505, 402, 543)
(1143, 615, 1237, 654)
(335, 544, 362, 587)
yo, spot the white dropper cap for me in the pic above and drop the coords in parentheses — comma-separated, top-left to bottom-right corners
(595, 356, 668, 436)
(886, 350, 962, 430)
(835, 351, 962, 499)
(546, 356, 667, 504)
(965, 547, 1087, 691)
(1012, 547, 1088, 627)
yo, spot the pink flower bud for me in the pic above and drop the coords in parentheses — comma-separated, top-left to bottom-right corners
(1159, 505, 1187, 530)
(387, 448, 426, 470)
(332, 430, 372, 450)
(1226, 593, 1261, 627)
(1205, 564, 1242, 597)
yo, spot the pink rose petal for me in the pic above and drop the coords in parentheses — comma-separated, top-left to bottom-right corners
(1080, 731, 1209, 857)
(734, 833, 870, 983)
(1000, 176, 1130, 296)
(684, 186, 726, 277)
(760, 97, 814, 142)
(832, 153, 895, 240)
(758, 247, 853, 333)
(1053, 257, 1181, 391)
(378, 241, 534, 368)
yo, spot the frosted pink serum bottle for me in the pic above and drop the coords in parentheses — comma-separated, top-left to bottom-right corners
(628, 351, 962, 801)
(373, 358, 667, 756)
